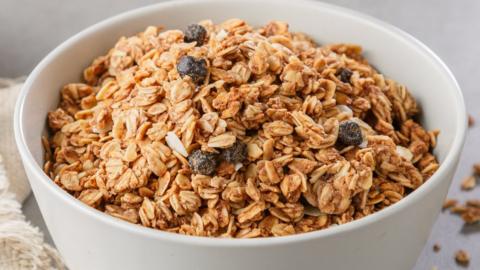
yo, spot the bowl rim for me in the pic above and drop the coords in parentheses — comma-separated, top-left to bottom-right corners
(14, 0, 467, 247)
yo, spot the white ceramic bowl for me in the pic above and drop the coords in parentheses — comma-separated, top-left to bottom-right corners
(14, 0, 467, 269)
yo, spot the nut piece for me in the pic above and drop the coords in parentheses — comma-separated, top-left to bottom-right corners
(188, 150, 219, 175)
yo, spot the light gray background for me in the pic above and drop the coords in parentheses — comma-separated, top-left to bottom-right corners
(2, 0, 479, 269)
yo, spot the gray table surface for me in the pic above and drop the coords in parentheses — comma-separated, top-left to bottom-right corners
(2, 0, 479, 269)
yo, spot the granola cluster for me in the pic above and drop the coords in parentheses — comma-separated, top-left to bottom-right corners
(43, 19, 440, 238)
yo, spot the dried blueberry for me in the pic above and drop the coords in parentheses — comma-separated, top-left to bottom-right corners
(245, 129, 257, 137)
(177, 55, 208, 84)
(221, 141, 247, 163)
(188, 150, 219, 175)
(337, 68, 353, 83)
(338, 121, 363, 146)
(184, 24, 207, 46)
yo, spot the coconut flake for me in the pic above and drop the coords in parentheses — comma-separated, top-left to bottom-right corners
(216, 29, 228, 41)
(234, 163, 243, 171)
(359, 139, 368, 149)
(336, 105, 353, 117)
(396, 145, 413, 161)
(166, 132, 188, 157)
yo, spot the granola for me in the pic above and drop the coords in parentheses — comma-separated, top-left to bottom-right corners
(442, 198, 458, 210)
(468, 114, 474, 127)
(43, 19, 440, 238)
(448, 199, 480, 224)
(460, 175, 476, 191)
(455, 249, 470, 267)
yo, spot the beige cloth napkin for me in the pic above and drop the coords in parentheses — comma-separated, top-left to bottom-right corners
(0, 78, 30, 202)
(0, 79, 66, 269)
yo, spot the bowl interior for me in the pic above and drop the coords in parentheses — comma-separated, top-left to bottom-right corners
(17, 0, 464, 236)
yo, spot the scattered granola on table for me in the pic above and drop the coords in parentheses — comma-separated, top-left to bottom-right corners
(448, 199, 480, 225)
(455, 249, 470, 267)
(460, 175, 476, 191)
(473, 163, 480, 175)
(43, 19, 440, 238)
(468, 114, 474, 127)
(442, 198, 458, 210)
